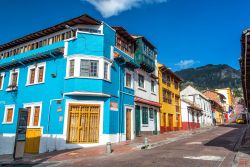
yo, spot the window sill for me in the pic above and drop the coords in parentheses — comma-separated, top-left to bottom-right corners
(138, 87, 146, 92)
(125, 86, 134, 90)
(103, 79, 112, 83)
(6, 88, 17, 92)
(26, 82, 45, 86)
(65, 76, 101, 80)
(2, 122, 13, 125)
(151, 92, 157, 95)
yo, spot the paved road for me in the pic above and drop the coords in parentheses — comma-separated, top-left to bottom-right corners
(56, 124, 245, 167)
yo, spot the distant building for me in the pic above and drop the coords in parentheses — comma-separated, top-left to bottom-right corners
(215, 88, 234, 121)
(181, 86, 213, 127)
(158, 64, 182, 133)
(181, 98, 202, 130)
(203, 90, 226, 124)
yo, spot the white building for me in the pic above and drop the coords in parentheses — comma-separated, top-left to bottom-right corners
(181, 86, 213, 127)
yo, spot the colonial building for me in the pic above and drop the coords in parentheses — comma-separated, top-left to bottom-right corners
(0, 14, 141, 155)
(181, 98, 202, 130)
(158, 64, 182, 133)
(215, 88, 234, 121)
(203, 90, 226, 124)
(181, 86, 213, 127)
(133, 36, 160, 136)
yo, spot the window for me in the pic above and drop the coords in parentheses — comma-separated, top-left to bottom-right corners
(69, 60, 75, 77)
(80, 60, 99, 77)
(0, 73, 4, 90)
(163, 88, 172, 104)
(8, 69, 19, 90)
(149, 108, 154, 119)
(24, 103, 42, 127)
(125, 72, 132, 88)
(104, 62, 109, 80)
(174, 80, 179, 89)
(138, 74, 144, 88)
(151, 80, 155, 92)
(3, 105, 15, 124)
(142, 107, 148, 124)
(27, 63, 46, 85)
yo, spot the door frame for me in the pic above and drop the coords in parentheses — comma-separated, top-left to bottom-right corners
(135, 105, 141, 136)
(124, 105, 134, 140)
(64, 100, 104, 144)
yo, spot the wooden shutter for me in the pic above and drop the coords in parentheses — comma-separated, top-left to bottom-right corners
(26, 107, 31, 126)
(38, 67, 44, 83)
(33, 106, 40, 126)
(6, 108, 13, 122)
(29, 69, 35, 84)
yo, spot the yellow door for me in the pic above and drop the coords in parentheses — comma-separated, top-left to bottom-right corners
(67, 104, 100, 143)
(25, 128, 41, 154)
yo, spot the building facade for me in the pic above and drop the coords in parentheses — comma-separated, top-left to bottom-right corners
(215, 88, 234, 121)
(0, 15, 144, 155)
(203, 90, 226, 125)
(181, 86, 213, 127)
(181, 98, 202, 130)
(158, 64, 182, 133)
(133, 36, 160, 136)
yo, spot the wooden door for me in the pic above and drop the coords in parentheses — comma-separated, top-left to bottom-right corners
(126, 108, 132, 140)
(67, 104, 100, 143)
(25, 128, 41, 154)
(168, 114, 173, 131)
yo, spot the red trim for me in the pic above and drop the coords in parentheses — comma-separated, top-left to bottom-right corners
(182, 122, 200, 130)
(135, 97, 161, 107)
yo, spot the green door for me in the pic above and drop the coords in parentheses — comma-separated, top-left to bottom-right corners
(154, 110, 158, 135)
(135, 105, 141, 136)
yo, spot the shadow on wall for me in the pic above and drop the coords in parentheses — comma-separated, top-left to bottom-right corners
(204, 124, 246, 152)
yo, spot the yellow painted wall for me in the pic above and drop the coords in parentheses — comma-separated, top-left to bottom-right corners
(158, 64, 181, 129)
(215, 111, 223, 124)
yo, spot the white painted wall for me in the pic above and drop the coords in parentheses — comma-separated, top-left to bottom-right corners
(181, 86, 213, 127)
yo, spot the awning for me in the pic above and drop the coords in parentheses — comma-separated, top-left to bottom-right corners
(134, 96, 161, 108)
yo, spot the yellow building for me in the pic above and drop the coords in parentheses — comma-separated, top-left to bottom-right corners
(215, 88, 234, 120)
(158, 64, 182, 133)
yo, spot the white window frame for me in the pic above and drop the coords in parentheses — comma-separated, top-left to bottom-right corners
(23, 102, 42, 128)
(138, 74, 145, 89)
(151, 80, 155, 93)
(2, 104, 15, 124)
(7, 68, 20, 91)
(0, 72, 5, 90)
(125, 69, 134, 89)
(104, 61, 111, 81)
(66, 55, 111, 81)
(26, 62, 46, 86)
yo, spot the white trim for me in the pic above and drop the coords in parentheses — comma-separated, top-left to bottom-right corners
(26, 62, 46, 86)
(7, 68, 19, 91)
(23, 102, 42, 128)
(64, 91, 110, 97)
(63, 100, 104, 144)
(65, 55, 111, 81)
(124, 105, 135, 140)
(125, 69, 134, 89)
(2, 104, 15, 124)
(0, 72, 5, 90)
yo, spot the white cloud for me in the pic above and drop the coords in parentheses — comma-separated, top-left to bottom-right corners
(175, 60, 199, 69)
(82, 0, 167, 18)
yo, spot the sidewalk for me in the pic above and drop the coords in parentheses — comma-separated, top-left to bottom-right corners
(234, 124, 250, 167)
(0, 126, 214, 166)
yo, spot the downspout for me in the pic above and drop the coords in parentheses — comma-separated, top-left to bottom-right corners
(244, 32, 250, 111)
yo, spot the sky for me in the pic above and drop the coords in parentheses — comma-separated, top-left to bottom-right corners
(0, 0, 250, 71)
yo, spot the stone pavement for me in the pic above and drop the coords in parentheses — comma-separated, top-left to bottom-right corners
(234, 123, 250, 167)
(0, 126, 215, 166)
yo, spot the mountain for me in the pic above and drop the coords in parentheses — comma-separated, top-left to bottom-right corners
(175, 64, 241, 92)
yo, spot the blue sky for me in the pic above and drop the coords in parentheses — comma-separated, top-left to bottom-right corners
(0, 0, 249, 71)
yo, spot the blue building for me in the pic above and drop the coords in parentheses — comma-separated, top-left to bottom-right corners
(0, 14, 139, 154)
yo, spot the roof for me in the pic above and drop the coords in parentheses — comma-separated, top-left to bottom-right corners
(112, 26, 136, 43)
(181, 98, 202, 111)
(158, 63, 182, 81)
(132, 35, 156, 49)
(0, 14, 101, 51)
(134, 96, 161, 108)
(202, 90, 226, 99)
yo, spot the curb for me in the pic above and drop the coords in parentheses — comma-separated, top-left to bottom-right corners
(138, 127, 215, 150)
